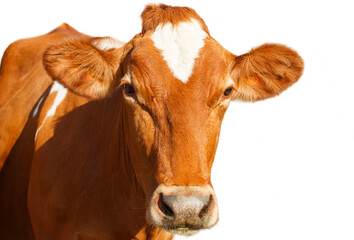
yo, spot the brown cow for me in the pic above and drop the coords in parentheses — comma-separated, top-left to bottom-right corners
(0, 4, 303, 240)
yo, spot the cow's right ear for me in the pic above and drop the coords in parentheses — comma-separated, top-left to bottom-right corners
(227, 44, 304, 102)
(43, 37, 125, 100)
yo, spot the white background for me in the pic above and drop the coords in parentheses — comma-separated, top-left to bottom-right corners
(1, 0, 353, 239)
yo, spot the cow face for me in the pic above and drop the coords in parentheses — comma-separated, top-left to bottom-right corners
(119, 34, 230, 235)
(43, 4, 303, 236)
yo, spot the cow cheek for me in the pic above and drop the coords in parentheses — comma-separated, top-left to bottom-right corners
(134, 110, 155, 157)
(129, 108, 158, 193)
(206, 107, 227, 168)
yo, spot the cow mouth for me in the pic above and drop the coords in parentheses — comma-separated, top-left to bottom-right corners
(152, 216, 219, 236)
(163, 225, 201, 236)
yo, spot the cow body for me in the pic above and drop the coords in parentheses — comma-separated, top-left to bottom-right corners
(0, 25, 165, 240)
(0, 4, 303, 240)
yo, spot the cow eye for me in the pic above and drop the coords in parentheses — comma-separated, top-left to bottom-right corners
(223, 87, 233, 97)
(124, 83, 136, 96)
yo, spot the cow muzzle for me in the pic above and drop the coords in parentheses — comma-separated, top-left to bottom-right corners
(147, 185, 218, 235)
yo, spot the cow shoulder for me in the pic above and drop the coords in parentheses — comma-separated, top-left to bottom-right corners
(0, 24, 84, 170)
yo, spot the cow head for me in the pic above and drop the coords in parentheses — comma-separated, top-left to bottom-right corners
(43, 4, 303, 236)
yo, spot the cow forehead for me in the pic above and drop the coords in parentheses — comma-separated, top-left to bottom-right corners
(150, 19, 207, 83)
(127, 27, 229, 103)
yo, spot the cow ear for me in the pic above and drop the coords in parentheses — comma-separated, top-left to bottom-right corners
(43, 37, 125, 100)
(229, 44, 304, 102)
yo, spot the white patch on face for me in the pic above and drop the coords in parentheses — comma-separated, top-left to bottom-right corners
(35, 81, 68, 140)
(150, 19, 207, 83)
(93, 37, 124, 50)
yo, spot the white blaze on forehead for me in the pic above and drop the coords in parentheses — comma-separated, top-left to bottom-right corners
(150, 19, 207, 83)
(93, 37, 124, 50)
(35, 81, 68, 140)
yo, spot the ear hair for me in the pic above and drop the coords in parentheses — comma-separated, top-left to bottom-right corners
(230, 44, 304, 102)
(43, 38, 123, 100)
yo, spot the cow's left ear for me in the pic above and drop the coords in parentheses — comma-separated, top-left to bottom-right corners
(43, 37, 125, 100)
(228, 44, 304, 102)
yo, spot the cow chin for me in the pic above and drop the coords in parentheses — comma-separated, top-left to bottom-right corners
(163, 227, 200, 236)
(146, 185, 219, 236)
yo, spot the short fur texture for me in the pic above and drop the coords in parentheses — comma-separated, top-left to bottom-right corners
(43, 38, 123, 99)
(0, 4, 303, 240)
(141, 4, 210, 34)
(230, 43, 304, 101)
(150, 19, 207, 83)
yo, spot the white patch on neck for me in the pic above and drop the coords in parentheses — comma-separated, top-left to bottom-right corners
(32, 95, 45, 118)
(35, 81, 68, 140)
(93, 37, 124, 50)
(150, 19, 207, 83)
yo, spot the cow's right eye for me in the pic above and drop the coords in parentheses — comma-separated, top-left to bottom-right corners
(124, 83, 136, 96)
(223, 87, 233, 97)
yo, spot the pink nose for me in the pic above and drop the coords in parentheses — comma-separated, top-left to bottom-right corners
(148, 185, 218, 236)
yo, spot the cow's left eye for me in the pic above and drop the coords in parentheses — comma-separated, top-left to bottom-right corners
(124, 84, 136, 96)
(223, 87, 233, 97)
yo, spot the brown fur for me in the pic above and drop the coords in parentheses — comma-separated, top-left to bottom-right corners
(0, 4, 303, 240)
(43, 38, 125, 100)
(0, 23, 83, 170)
(229, 43, 304, 101)
(141, 4, 210, 35)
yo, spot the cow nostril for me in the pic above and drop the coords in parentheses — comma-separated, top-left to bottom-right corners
(158, 193, 174, 217)
(198, 195, 213, 219)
